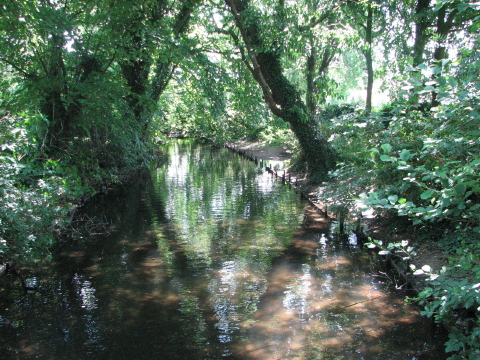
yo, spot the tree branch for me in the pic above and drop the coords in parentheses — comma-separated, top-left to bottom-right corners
(0, 55, 35, 78)
(224, 0, 283, 117)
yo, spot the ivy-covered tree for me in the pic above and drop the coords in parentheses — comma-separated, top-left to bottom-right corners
(112, 0, 202, 137)
(0, 1, 114, 151)
(223, 0, 338, 182)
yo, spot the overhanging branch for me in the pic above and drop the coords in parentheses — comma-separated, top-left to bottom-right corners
(224, 0, 284, 117)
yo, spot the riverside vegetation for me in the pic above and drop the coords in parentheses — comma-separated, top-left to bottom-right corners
(1, 1, 479, 359)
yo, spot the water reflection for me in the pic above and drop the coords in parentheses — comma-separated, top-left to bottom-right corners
(0, 140, 446, 359)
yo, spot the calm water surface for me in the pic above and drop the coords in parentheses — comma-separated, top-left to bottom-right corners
(0, 141, 446, 359)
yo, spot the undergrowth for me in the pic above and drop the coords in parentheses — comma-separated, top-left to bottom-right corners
(319, 55, 480, 359)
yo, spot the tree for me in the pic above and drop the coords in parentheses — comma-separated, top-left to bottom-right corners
(0, 1, 109, 151)
(343, 0, 386, 113)
(112, 0, 202, 137)
(0, 0, 202, 163)
(296, 2, 343, 114)
(223, 0, 337, 182)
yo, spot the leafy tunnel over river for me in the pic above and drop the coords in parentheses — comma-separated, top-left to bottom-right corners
(0, 140, 447, 359)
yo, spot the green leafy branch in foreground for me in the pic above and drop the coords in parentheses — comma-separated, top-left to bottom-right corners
(367, 238, 480, 360)
(410, 244, 480, 360)
(359, 142, 480, 231)
(366, 238, 416, 261)
(0, 113, 87, 266)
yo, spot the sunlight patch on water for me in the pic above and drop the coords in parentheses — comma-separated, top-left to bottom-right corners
(283, 264, 312, 316)
(73, 274, 98, 311)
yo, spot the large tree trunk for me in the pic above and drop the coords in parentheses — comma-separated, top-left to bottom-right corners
(258, 52, 337, 181)
(306, 46, 316, 115)
(225, 0, 337, 182)
(118, 0, 200, 139)
(413, 0, 432, 67)
(364, 2, 373, 114)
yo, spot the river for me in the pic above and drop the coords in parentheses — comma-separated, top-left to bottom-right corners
(0, 140, 446, 359)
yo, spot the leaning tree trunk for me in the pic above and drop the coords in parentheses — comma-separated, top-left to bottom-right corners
(225, 0, 337, 182)
(256, 52, 337, 182)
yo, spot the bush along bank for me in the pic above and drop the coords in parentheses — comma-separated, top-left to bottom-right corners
(0, 112, 157, 281)
(314, 73, 480, 359)
(233, 57, 480, 358)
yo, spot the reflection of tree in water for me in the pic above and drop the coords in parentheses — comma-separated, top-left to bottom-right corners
(0, 141, 447, 360)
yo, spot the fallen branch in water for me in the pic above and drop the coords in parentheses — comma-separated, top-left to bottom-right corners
(337, 295, 384, 310)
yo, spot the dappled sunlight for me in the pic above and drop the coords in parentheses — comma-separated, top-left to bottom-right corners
(315, 255, 352, 270)
(2, 141, 446, 360)
(226, 244, 441, 359)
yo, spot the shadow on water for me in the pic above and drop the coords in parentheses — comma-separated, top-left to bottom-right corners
(0, 140, 447, 359)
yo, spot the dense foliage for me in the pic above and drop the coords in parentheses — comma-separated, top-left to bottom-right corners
(317, 41, 480, 360)
(1, 0, 480, 358)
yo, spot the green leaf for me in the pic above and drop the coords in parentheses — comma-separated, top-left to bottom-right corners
(465, 296, 474, 309)
(447, 76, 457, 87)
(381, 143, 392, 153)
(399, 149, 412, 161)
(420, 189, 435, 200)
(388, 195, 398, 204)
(380, 155, 394, 162)
(378, 250, 390, 255)
(455, 183, 467, 195)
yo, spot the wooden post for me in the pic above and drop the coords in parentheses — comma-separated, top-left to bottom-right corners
(0, 264, 5, 277)
(339, 211, 345, 235)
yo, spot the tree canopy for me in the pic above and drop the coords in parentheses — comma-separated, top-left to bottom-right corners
(1, 1, 480, 357)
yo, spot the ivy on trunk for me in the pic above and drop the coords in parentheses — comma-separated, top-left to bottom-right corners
(225, 0, 337, 182)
